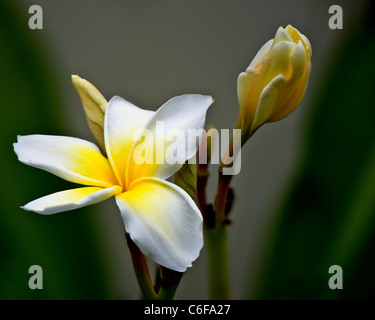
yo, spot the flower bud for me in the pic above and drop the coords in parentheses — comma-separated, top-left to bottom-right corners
(71, 75, 107, 153)
(237, 25, 312, 141)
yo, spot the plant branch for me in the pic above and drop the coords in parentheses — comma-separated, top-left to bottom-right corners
(126, 234, 183, 300)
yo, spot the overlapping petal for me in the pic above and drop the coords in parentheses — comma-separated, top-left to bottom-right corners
(22, 185, 122, 215)
(126, 94, 213, 187)
(251, 74, 287, 131)
(14, 135, 118, 188)
(115, 177, 203, 272)
(269, 41, 309, 122)
(71, 75, 108, 153)
(249, 39, 273, 70)
(104, 96, 155, 188)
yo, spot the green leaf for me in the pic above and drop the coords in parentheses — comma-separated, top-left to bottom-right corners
(174, 162, 197, 199)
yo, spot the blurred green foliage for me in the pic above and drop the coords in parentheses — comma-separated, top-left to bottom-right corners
(256, 1, 375, 299)
(0, 2, 114, 299)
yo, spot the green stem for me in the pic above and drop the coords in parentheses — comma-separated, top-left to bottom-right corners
(156, 267, 183, 300)
(126, 234, 182, 300)
(205, 226, 230, 299)
(204, 132, 237, 299)
(126, 234, 158, 299)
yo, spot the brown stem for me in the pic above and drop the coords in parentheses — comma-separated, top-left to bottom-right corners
(126, 234, 183, 300)
(157, 267, 183, 300)
(126, 234, 157, 299)
(213, 172, 233, 227)
(197, 163, 209, 213)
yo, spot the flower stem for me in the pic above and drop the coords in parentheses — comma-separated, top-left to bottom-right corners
(205, 225, 230, 299)
(126, 234, 182, 300)
(156, 267, 183, 300)
(203, 169, 233, 300)
(213, 171, 233, 226)
(204, 132, 239, 300)
(126, 234, 158, 299)
(197, 163, 209, 212)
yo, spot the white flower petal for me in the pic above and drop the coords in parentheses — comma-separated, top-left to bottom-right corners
(115, 177, 203, 272)
(14, 135, 118, 188)
(22, 185, 122, 215)
(126, 94, 213, 186)
(104, 96, 155, 187)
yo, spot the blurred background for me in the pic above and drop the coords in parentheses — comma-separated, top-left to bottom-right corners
(1, 0, 373, 299)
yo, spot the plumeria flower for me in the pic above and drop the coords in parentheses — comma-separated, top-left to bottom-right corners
(14, 93, 213, 272)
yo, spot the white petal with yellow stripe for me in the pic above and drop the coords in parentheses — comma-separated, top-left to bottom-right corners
(104, 96, 155, 187)
(22, 186, 122, 215)
(14, 134, 118, 188)
(116, 177, 203, 272)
